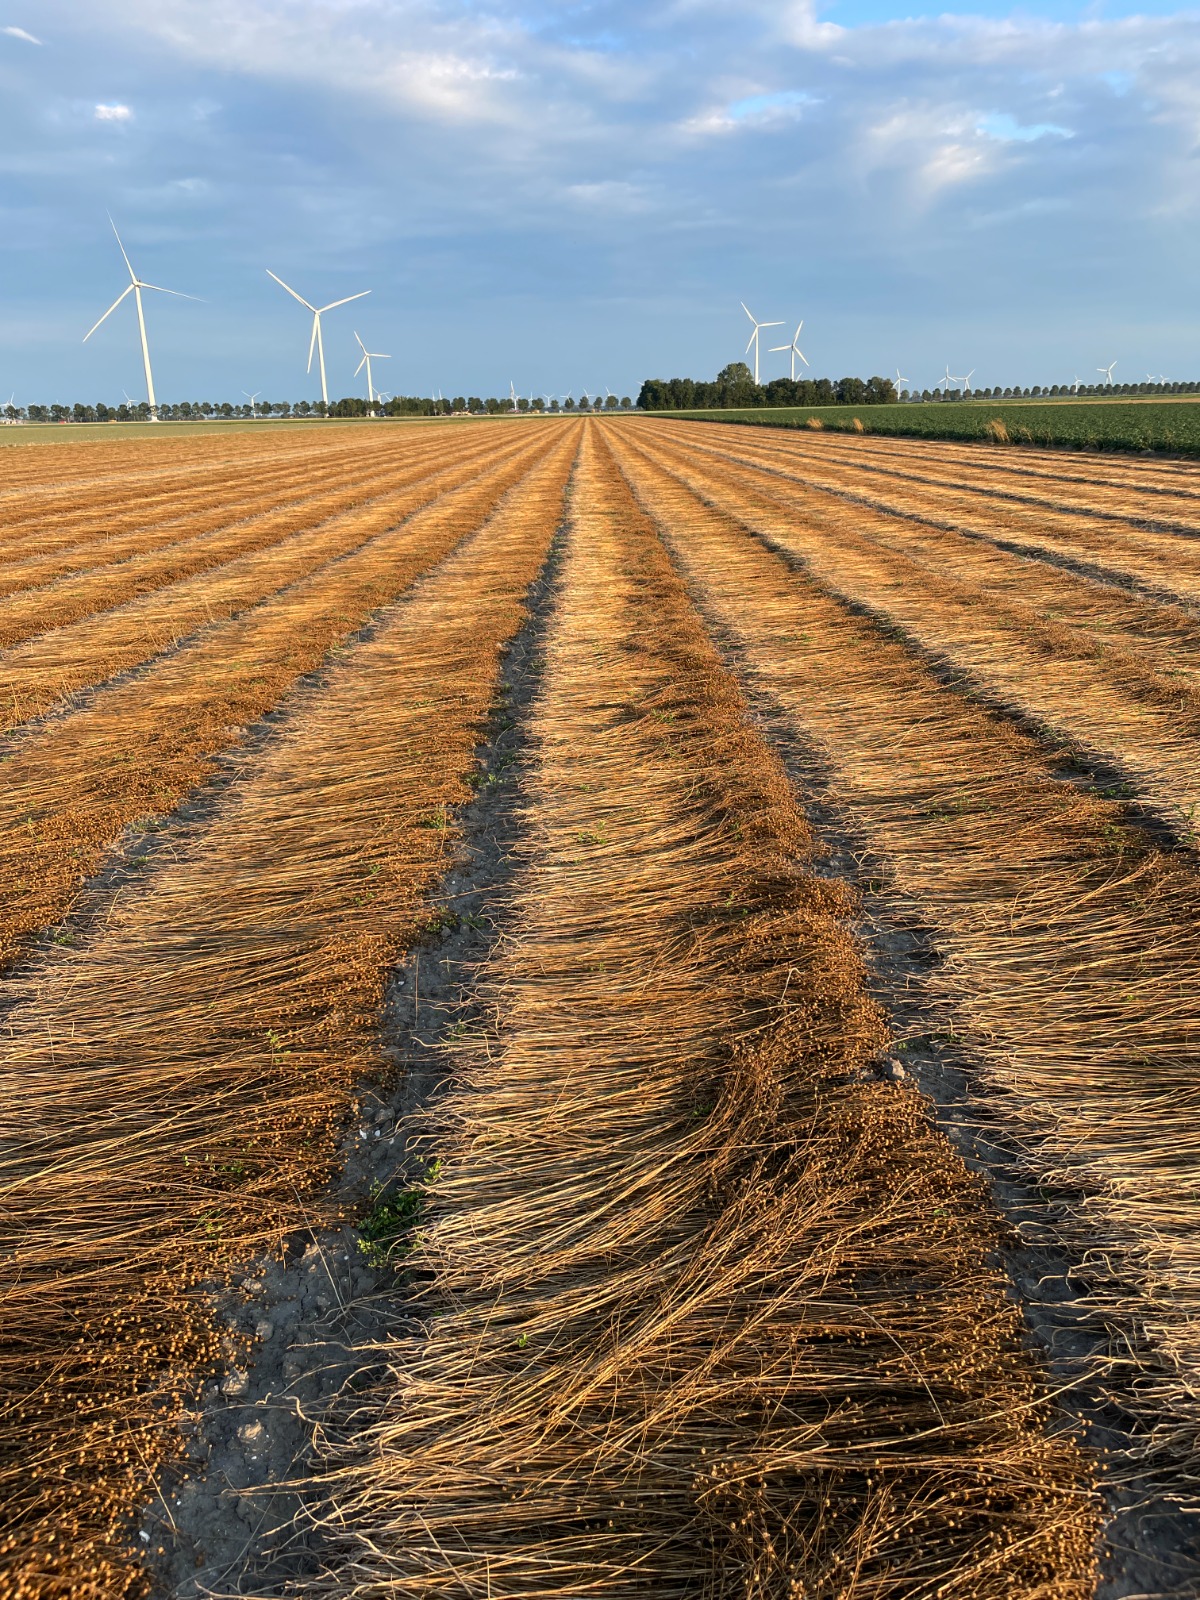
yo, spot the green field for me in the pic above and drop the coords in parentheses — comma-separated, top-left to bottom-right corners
(654, 399, 1200, 455)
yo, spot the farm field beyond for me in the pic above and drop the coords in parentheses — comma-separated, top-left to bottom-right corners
(2, 415, 1198, 1600)
(653, 396, 1200, 453)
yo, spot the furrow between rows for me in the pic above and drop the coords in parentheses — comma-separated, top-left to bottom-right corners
(607, 428, 1200, 1487)
(0, 430, 465, 599)
(299, 423, 1099, 1600)
(0, 431, 501, 646)
(663, 422, 1200, 605)
(0, 424, 579, 1599)
(696, 421, 1200, 516)
(0, 428, 555, 974)
(0, 426, 536, 735)
(630, 428, 1200, 833)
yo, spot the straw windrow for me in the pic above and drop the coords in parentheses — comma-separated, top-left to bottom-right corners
(0, 425, 578, 1597)
(607, 424, 1200, 1481)
(303, 424, 1099, 1599)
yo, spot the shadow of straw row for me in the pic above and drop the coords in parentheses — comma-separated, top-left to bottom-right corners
(0, 423, 536, 731)
(0, 424, 486, 631)
(0, 427, 552, 976)
(630, 426, 1200, 829)
(610, 425, 1200, 1490)
(301, 425, 1099, 1600)
(668, 418, 1200, 611)
(0, 426, 579, 1598)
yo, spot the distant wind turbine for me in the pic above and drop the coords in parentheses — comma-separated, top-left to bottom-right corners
(243, 390, 261, 417)
(266, 270, 369, 408)
(895, 368, 910, 392)
(509, 380, 519, 413)
(952, 369, 975, 394)
(940, 364, 954, 392)
(769, 322, 810, 382)
(1071, 375, 1082, 393)
(741, 303, 784, 384)
(1098, 361, 1116, 386)
(83, 217, 201, 421)
(353, 333, 390, 411)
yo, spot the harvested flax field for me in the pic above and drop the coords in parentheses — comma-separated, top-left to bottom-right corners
(2, 415, 1199, 1599)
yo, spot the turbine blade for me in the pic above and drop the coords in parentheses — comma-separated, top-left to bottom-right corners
(745, 331, 757, 355)
(307, 314, 319, 372)
(797, 349, 810, 366)
(354, 331, 367, 353)
(108, 215, 137, 283)
(318, 291, 370, 313)
(768, 343, 790, 353)
(761, 321, 783, 329)
(740, 302, 756, 324)
(139, 283, 204, 302)
(355, 354, 367, 375)
(83, 284, 134, 342)
(267, 269, 315, 311)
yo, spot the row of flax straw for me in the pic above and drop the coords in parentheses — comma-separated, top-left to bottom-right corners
(293, 428, 1101, 1597)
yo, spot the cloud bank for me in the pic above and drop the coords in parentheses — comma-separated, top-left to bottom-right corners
(3, 0, 1199, 399)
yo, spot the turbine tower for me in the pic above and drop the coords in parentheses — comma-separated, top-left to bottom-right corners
(1097, 361, 1116, 386)
(769, 322, 810, 381)
(741, 303, 783, 384)
(353, 333, 390, 411)
(266, 270, 369, 407)
(83, 218, 199, 421)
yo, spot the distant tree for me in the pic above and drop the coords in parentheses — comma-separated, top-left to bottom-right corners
(549, 399, 561, 412)
(467, 396, 482, 413)
(620, 396, 631, 410)
(715, 362, 757, 407)
(563, 396, 576, 411)
(864, 376, 896, 404)
(517, 396, 530, 412)
(605, 394, 619, 410)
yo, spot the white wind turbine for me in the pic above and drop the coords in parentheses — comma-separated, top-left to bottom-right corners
(895, 368, 910, 393)
(83, 218, 200, 421)
(1098, 361, 1116, 386)
(940, 364, 954, 392)
(243, 390, 261, 417)
(509, 381, 519, 413)
(353, 333, 390, 411)
(769, 322, 810, 381)
(952, 368, 975, 394)
(1071, 375, 1082, 393)
(741, 303, 783, 384)
(266, 270, 369, 407)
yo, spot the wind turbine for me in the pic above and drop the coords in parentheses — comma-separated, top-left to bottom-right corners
(243, 390, 261, 418)
(353, 333, 390, 411)
(1071, 375, 1082, 393)
(83, 218, 200, 421)
(266, 270, 369, 407)
(741, 303, 783, 384)
(509, 381, 519, 413)
(895, 368, 910, 393)
(1097, 361, 1116, 386)
(952, 369, 975, 394)
(769, 322, 810, 381)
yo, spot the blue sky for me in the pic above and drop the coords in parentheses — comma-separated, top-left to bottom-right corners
(2, 0, 1198, 404)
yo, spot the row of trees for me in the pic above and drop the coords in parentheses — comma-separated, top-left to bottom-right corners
(0, 393, 636, 424)
(636, 366, 1200, 412)
(637, 366, 898, 411)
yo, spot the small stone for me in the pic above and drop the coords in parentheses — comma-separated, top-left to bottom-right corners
(238, 1420, 266, 1450)
(880, 1058, 907, 1082)
(221, 1369, 249, 1397)
(255, 1320, 273, 1342)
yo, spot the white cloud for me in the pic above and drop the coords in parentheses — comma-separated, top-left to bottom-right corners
(94, 102, 133, 121)
(2, 25, 41, 44)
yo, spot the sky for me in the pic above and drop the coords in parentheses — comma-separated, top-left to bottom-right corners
(1, 0, 1198, 405)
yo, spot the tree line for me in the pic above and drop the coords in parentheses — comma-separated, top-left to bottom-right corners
(636, 364, 1200, 411)
(0, 393, 634, 424)
(637, 365, 897, 411)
